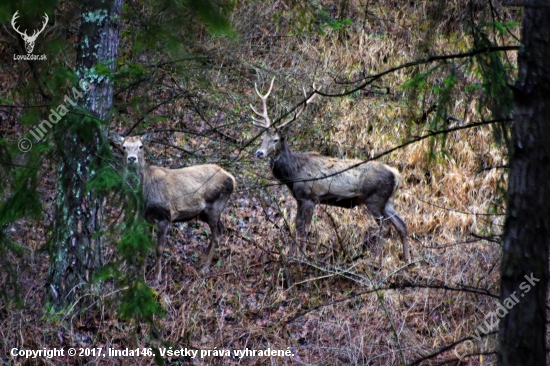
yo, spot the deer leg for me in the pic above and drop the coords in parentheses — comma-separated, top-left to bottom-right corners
(202, 215, 221, 268)
(364, 199, 388, 258)
(155, 220, 170, 282)
(365, 200, 387, 234)
(201, 191, 230, 268)
(296, 200, 315, 255)
(199, 179, 233, 269)
(384, 202, 409, 262)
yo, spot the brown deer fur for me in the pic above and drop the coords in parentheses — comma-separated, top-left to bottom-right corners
(251, 79, 409, 261)
(110, 133, 235, 280)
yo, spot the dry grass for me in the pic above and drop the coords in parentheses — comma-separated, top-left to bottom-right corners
(0, 0, 522, 365)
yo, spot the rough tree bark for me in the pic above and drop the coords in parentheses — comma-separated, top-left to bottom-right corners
(498, 0, 549, 364)
(47, 0, 122, 310)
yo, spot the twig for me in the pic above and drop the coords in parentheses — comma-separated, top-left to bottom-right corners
(328, 46, 520, 90)
(407, 331, 497, 366)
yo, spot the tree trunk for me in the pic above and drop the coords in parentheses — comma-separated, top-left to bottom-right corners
(498, 1, 550, 364)
(47, 0, 122, 310)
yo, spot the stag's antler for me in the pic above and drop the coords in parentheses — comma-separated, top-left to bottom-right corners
(250, 78, 318, 129)
(250, 77, 275, 128)
(278, 83, 318, 130)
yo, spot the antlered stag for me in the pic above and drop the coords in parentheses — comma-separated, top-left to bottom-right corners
(250, 79, 409, 261)
(110, 133, 236, 280)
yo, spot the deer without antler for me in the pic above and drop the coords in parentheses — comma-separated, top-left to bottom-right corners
(11, 11, 49, 54)
(251, 78, 409, 261)
(110, 133, 236, 281)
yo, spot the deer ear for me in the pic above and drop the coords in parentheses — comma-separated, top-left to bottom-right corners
(141, 132, 154, 143)
(109, 133, 125, 146)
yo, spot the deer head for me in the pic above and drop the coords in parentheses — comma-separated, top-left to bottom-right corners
(250, 78, 316, 159)
(11, 11, 49, 54)
(109, 132, 153, 166)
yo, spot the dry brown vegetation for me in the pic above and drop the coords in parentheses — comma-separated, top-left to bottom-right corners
(1, 0, 523, 365)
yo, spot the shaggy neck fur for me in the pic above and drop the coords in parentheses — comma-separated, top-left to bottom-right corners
(270, 139, 301, 189)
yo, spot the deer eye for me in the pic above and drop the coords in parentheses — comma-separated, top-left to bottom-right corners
(139, 145, 143, 149)
(122, 146, 126, 150)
